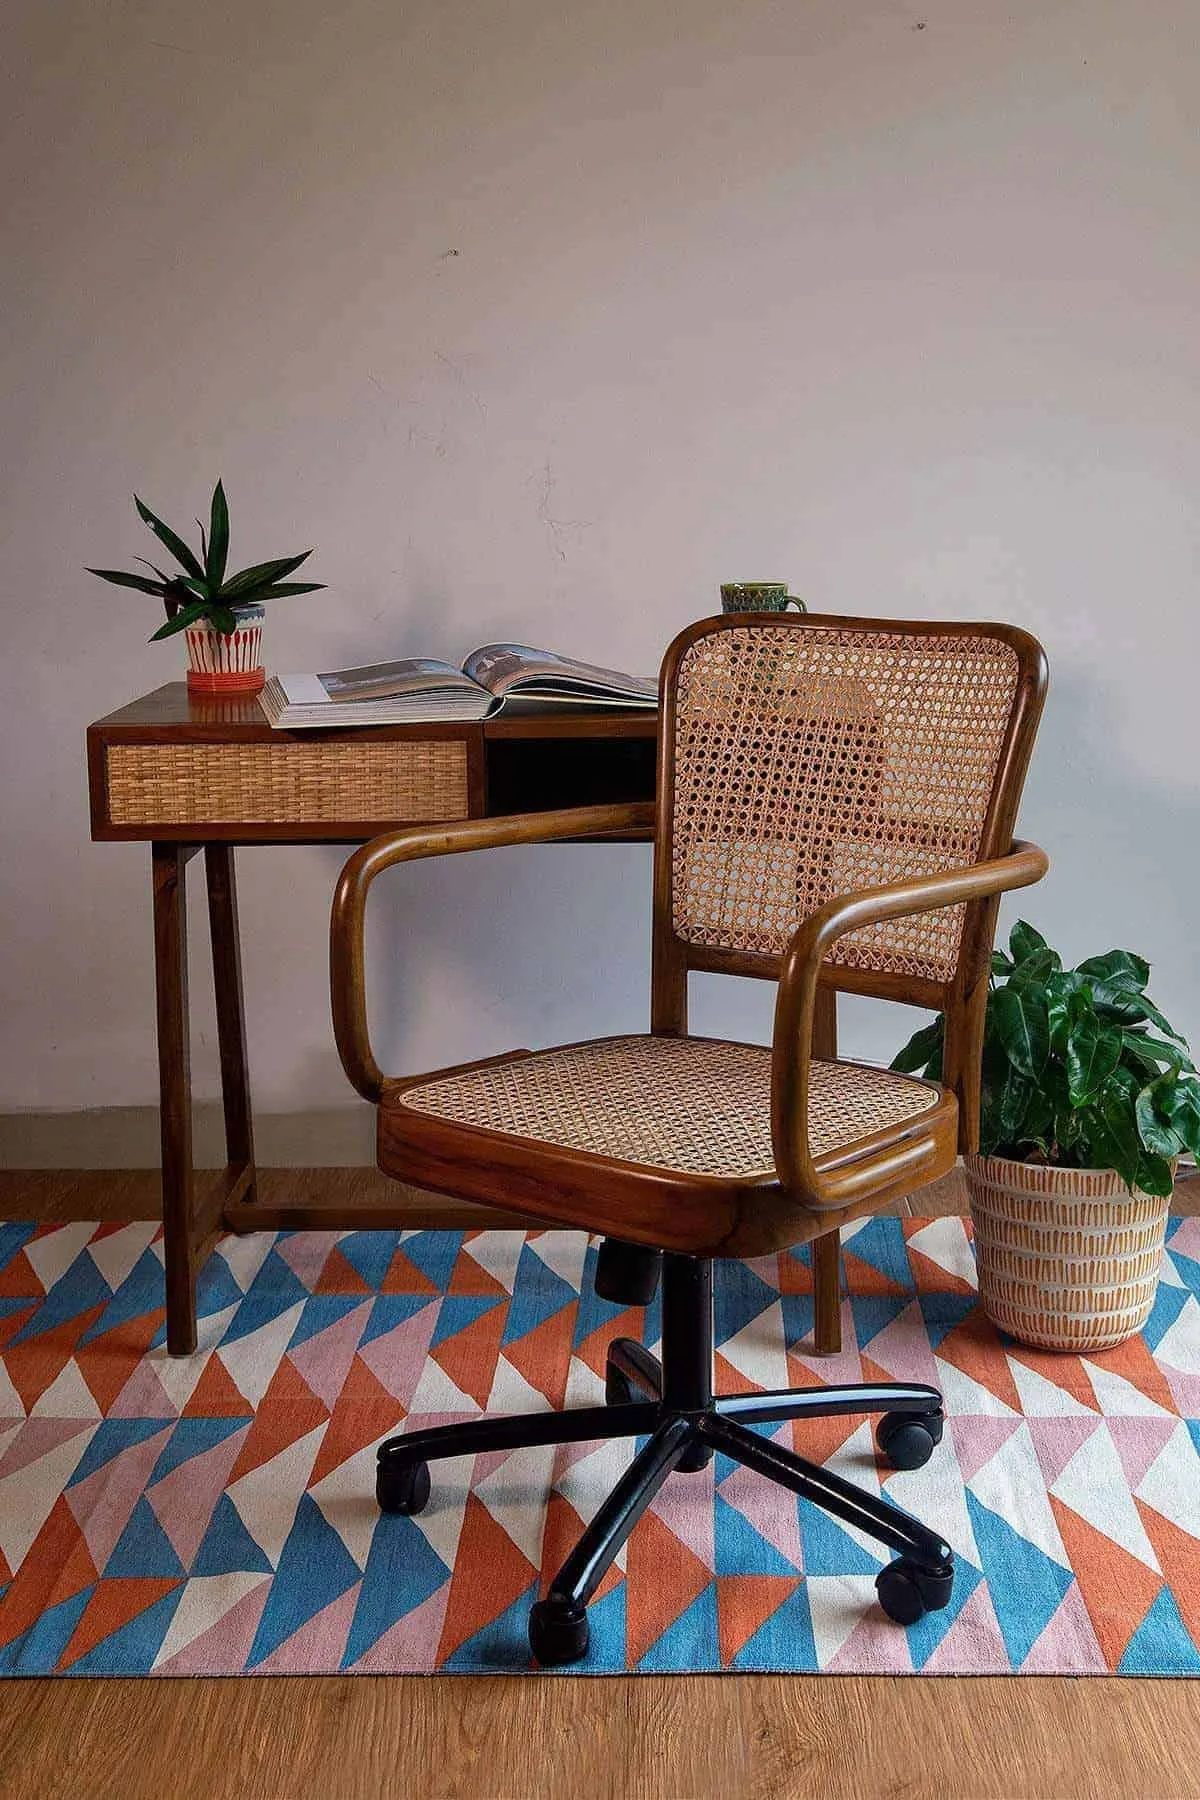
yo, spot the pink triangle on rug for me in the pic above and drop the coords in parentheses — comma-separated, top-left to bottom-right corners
(948, 1413, 1025, 1486)
(717, 1458, 803, 1571)
(1166, 1217, 1200, 1262)
(827, 1603, 915, 1673)
(921, 1580, 1010, 1673)
(858, 1300, 941, 1390)
(275, 1231, 342, 1292)
(1106, 1416, 1181, 1493)
(146, 1424, 251, 1569)
(288, 1302, 372, 1413)
(1161, 1367, 1200, 1418)
(109, 1360, 179, 1420)
(155, 1582, 271, 1675)
(1025, 1416, 1104, 1490)
(66, 1424, 174, 1572)
(253, 1581, 361, 1674)
(649, 1460, 715, 1571)
(358, 1303, 440, 1404)
(0, 1418, 94, 1482)
(347, 1580, 453, 1673)
(1020, 1580, 1107, 1673)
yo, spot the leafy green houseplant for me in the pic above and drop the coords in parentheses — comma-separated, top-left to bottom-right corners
(88, 480, 323, 694)
(893, 922, 1200, 1350)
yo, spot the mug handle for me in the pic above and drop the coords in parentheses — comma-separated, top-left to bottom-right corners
(785, 595, 807, 612)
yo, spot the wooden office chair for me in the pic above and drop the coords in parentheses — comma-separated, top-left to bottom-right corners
(330, 613, 1048, 1665)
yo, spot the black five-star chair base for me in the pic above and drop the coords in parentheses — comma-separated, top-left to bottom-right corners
(376, 1253, 954, 1666)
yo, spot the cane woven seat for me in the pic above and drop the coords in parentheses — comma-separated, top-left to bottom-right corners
(396, 1035, 940, 1180)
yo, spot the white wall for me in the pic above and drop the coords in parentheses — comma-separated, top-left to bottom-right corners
(2, 0, 1198, 1137)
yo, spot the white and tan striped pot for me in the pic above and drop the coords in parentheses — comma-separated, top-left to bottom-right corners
(184, 602, 265, 695)
(964, 1153, 1171, 1352)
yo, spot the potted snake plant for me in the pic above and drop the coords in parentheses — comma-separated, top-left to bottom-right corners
(87, 480, 323, 694)
(893, 923, 1200, 1350)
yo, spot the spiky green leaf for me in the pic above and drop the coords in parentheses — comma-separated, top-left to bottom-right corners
(149, 599, 212, 641)
(207, 479, 230, 590)
(221, 552, 312, 598)
(87, 567, 168, 594)
(134, 496, 205, 581)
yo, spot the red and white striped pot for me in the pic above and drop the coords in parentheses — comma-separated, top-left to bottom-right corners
(184, 602, 265, 695)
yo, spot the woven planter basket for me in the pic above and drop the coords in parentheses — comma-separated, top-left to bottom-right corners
(964, 1153, 1171, 1352)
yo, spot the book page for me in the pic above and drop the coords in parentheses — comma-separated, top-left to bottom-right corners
(316, 658, 485, 703)
(462, 643, 657, 702)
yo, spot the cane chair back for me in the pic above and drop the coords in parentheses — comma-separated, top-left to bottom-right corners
(655, 615, 1046, 1013)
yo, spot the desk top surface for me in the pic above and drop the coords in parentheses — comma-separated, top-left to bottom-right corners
(89, 684, 660, 742)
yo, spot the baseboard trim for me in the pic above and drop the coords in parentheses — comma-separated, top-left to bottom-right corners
(0, 1105, 375, 1169)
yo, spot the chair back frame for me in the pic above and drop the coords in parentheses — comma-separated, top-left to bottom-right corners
(650, 613, 1048, 1152)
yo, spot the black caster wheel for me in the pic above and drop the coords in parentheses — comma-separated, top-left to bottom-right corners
(529, 1597, 590, 1667)
(677, 1436, 713, 1473)
(876, 1557, 954, 1625)
(604, 1364, 637, 1407)
(376, 1458, 431, 1516)
(595, 1239, 661, 1306)
(876, 1409, 944, 1471)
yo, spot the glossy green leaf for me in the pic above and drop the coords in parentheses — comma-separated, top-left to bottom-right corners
(207, 479, 230, 590)
(1076, 949, 1150, 991)
(87, 567, 168, 594)
(207, 604, 240, 635)
(134, 496, 205, 581)
(149, 599, 211, 641)
(221, 552, 312, 598)
(1134, 1150, 1176, 1198)
(1007, 946, 1062, 989)
(1009, 920, 1049, 965)
(253, 581, 326, 598)
(1121, 1031, 1191, 1074)
(1163, 1080, 1200, 1159)
(1135, 1075, 1186, 1156)
(1064, 990, 1121, 1105)
(991, 983, 1050, 1080)
(890, 1017, 944, 1077)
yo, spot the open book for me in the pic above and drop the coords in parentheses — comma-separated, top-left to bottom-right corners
(259, 644, 659, 729)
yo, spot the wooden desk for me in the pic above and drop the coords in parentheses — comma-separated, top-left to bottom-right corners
(87, 684, 658, 1353)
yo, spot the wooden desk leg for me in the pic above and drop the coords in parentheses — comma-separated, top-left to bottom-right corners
(153, 842, 198, 1356)
(205, 845, 257, 1218)
(812, 986, 842, 1356)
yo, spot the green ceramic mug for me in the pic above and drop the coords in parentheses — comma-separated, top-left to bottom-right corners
(720, 582, 806, 614)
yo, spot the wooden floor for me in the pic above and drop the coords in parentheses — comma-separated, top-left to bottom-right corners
(2, 1167, 1199, 1800)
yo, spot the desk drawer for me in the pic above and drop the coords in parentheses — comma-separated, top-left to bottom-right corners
(104, 739, 472, 829)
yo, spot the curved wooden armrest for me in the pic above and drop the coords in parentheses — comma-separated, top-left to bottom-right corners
(330, 801, 657, 1102)
(770, 840, 1049, 1210)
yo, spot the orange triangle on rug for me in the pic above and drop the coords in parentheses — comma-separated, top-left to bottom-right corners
(59, 1578, 182, 1670)
(436, 1495, 537, 1662)
(1049, 1494, 1161, 1669)
(717, 1574, 796, 1664)
(310, 1355, 403, 1486)
(625, 1508, 712, 1668)
(430, 1305, 507, 1411)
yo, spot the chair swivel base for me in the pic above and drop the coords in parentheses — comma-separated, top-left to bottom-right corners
(375, 1255, 954, 1667)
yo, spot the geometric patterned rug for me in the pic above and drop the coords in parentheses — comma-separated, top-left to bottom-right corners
(2, 1213, 1200, 1677)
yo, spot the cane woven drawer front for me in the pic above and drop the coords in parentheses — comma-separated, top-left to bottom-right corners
(104, 739, 470, 827)
(400, 1035, 940, 1178)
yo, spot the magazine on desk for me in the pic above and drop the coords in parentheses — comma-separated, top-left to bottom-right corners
(259, 643, 659, 728)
